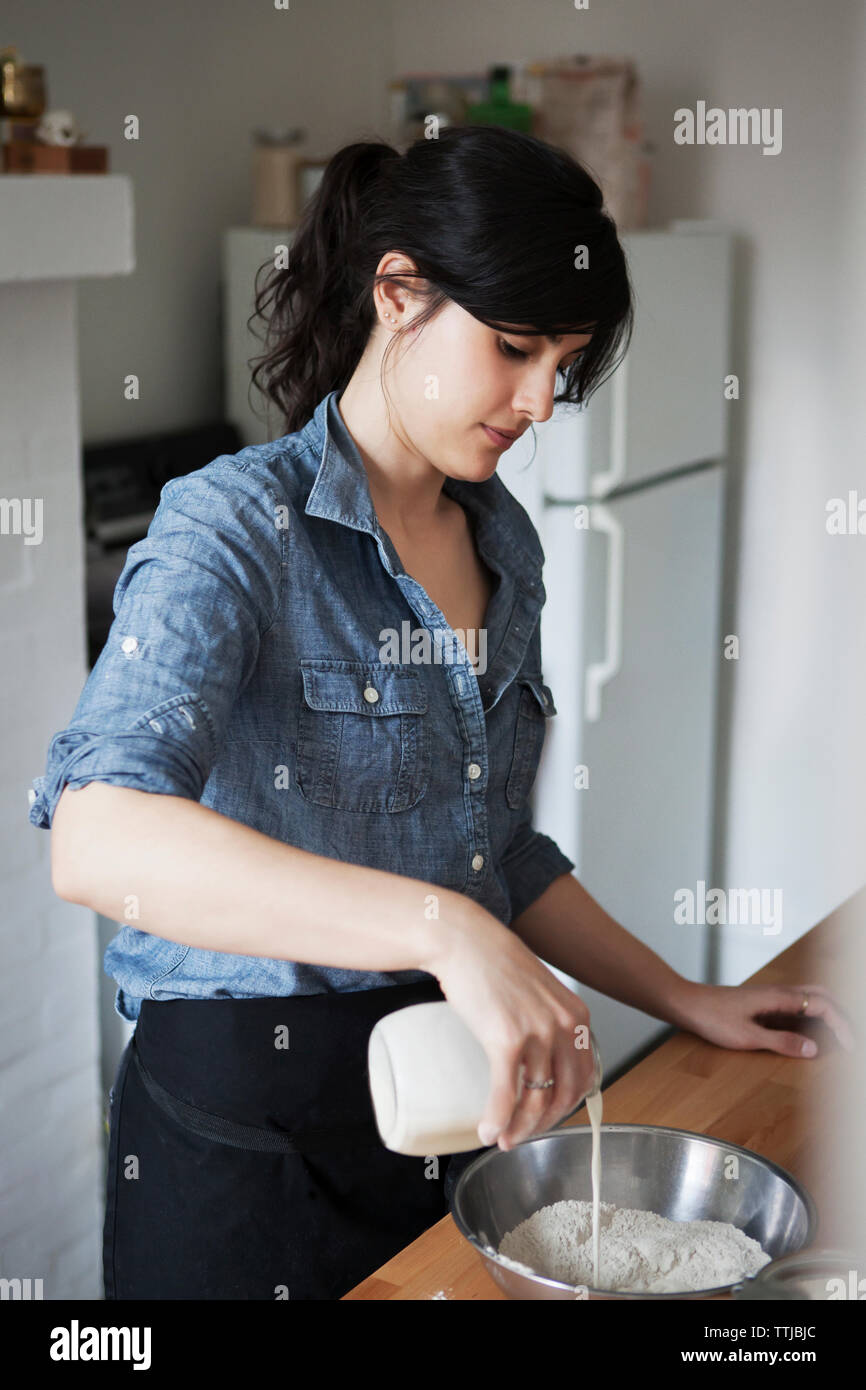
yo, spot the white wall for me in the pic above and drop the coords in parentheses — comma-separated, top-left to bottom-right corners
(1, 0, 393, 443)
(0, 181, 133, 1300)
(0, 283, 104, 1300)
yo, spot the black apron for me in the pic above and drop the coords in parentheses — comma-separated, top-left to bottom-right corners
(103, 978, 486, 1300)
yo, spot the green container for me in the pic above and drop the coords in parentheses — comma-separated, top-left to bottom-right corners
(465, 65, 532, 132)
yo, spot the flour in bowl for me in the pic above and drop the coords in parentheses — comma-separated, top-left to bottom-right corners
(499, 1199, 772, 1294)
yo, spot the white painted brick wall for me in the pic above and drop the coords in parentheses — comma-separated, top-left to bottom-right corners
(0, 281, 105, 1301)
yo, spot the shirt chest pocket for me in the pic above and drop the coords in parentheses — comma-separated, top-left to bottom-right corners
(295, 659, 430, 813)
(505, 674, 557, 810)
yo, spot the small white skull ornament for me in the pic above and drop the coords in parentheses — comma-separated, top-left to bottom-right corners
(36, 109, 86, 146)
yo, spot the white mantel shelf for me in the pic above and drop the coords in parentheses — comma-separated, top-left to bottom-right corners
(0, 173, 134, 282)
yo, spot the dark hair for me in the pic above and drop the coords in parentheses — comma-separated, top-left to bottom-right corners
(248, 124, 635, 438)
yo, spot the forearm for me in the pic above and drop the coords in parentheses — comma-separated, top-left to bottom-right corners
(509, 871, 703, 1028)
(51, 781, 460, 974)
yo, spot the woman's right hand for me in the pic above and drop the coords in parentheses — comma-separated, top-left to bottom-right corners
(428, 897, 597, 1151)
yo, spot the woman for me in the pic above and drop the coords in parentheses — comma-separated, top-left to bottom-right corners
(34, 126, 852, 1301)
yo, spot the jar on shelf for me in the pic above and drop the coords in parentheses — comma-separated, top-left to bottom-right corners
(250, 126, 306, 229)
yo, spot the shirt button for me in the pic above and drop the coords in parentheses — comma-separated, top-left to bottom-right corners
(121, 635, 139, 653)
(471, 853, 484, 872)
(467, 762, 481, 781)
(27, 787, 36, 806)
(363, 685, 379, 703)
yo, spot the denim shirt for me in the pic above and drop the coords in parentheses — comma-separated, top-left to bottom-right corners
(29, 389, 575, 1021)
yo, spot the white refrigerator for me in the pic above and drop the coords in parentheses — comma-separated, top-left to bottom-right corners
(497, 221, 734, 1079)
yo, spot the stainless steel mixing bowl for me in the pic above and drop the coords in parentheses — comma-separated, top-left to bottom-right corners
(451, 1123, 818, 1300)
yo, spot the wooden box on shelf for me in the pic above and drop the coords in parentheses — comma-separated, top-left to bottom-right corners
(2, 141, 109, 173)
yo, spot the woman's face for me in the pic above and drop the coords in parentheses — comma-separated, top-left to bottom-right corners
(390, 298, 594, 481)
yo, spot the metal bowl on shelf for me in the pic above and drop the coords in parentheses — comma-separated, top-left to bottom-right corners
(451, 1123, 817, 1300)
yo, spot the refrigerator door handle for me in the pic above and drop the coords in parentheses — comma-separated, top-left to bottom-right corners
(585, 504, 624, 722)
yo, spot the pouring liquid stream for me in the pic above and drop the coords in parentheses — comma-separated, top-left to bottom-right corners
(585, 1086, 603, 1289)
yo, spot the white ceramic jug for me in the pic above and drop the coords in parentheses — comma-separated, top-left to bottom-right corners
(368, 1000, 602, 1156)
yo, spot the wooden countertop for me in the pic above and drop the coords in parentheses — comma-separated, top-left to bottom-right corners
(343, 882, 865, 1299)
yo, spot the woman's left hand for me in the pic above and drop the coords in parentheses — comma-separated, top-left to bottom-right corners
(676, 982, 856, 1058)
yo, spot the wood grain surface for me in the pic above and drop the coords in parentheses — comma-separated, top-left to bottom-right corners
(343, 882, 865, 1300)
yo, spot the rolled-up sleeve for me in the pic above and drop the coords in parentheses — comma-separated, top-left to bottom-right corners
(28, 457, 282, 831)
(500, 802, 575, 924)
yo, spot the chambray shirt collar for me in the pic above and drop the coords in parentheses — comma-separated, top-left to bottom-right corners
(300, 390, 545, 588)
